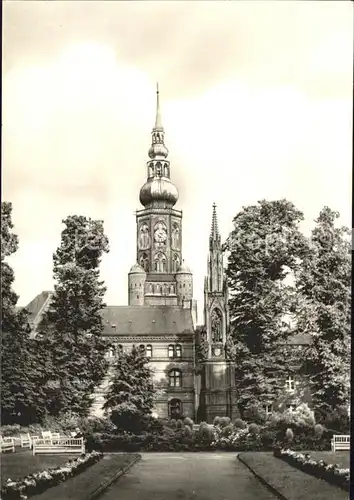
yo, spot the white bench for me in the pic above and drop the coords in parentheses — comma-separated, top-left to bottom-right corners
(20, 433, 32, 449)
(33, 437, 85, 455)
(331, 434, 350, 452)
(0, 436, 15, 453)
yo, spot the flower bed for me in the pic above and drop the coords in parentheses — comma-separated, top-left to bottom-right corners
(274, 448, 349, 491)
(0, 451, 103, 499)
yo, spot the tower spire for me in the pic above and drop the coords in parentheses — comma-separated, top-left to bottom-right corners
(210, 203, 220, 243)
(155, 82, 163, 130)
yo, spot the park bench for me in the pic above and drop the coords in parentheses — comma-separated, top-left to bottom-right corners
(331, 434, 350, 452)
(20, 433, 32, 449)
(33, 436, 85, 455)
(0, 436, 15, 453)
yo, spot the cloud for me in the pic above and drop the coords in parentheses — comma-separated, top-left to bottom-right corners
(2, 2, 352, 322)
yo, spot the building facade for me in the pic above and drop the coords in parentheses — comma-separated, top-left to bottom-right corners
(25, 86, 311, 423)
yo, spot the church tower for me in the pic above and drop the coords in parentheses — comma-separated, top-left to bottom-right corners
(200, 204, 237, 422)
(128, 84, 194, 310)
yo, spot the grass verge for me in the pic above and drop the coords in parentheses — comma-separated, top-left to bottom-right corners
(238, 452, 348, 500)
(0, 449, 78, 485)
(31, 453, 140, 500)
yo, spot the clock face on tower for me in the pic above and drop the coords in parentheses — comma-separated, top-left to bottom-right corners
(154, 222, 167, 248)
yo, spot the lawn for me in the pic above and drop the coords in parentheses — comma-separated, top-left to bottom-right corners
(0, 448, 79, 484)
(305, 450, 350, 469)
(32, 453, 140, 500)
(239, 452, 348, 500)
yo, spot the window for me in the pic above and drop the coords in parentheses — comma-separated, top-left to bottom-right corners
(139, 344, 146, 352)
(263, 404, 273, 416)
(154, 252, 167, 272)
(168, 345, 182, 358)
(168, 398, 182, 419)
(146, 345, 152, 358)
(169, 369, 182, 387)
(285, 375, 295, 392)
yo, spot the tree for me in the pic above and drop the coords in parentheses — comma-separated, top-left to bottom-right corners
(37, 215, 110, 416)
(296, 207, 350, 417)
(103, 345, 156, 433)
(1, 202, 40, 424)
(224, 199, 309, 416)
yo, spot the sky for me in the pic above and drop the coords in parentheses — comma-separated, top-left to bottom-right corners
(2, 1, 353, 323)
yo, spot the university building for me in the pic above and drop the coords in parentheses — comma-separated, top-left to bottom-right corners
(26, 87, 311, 422)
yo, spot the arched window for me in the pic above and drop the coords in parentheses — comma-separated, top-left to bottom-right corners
(139, 344, 146, 352)
(175, 344, 182, 358)
(211, 308, 223, 342)
(139, 253, 149, 272)
(168, 398, 182, 419)
(117, 344, 123, 355)
(146, 345, 152, 358)
(168, 345, 174, 358)
(172, 254, 180, 272)
(169, 369, 182, 387)
(154, 252, 167, 272)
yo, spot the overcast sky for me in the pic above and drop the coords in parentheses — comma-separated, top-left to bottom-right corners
(2, 1, 353, 322)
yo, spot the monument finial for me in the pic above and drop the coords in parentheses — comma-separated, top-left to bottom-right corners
(154, 82, 163, 130)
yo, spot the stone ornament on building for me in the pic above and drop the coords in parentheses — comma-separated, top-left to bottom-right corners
(138, 223, 151, 250)
(213, 346, 222, 357)
(154, 221, 167, 248)
(211, 308, 223, 343)
(171, 223, 180, 249)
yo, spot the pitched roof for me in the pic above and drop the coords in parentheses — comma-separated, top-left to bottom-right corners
(102, 306, 194, 336)
(25, 291, 52, 322)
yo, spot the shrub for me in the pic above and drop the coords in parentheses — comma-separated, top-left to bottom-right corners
(183, 417, 194, 430)
(184, 425, 193, 437)
(221, 424, 234, 437)
(1, 425, 21, 437)
(285, 428, 294, 443)
(319, 405, 350, 434)
(267, 404, 315, 432)
(199, 424, 215, 443)
(243, 404, 267, 425)
(169, 419, 177, 429)
(314, 424, 324, 438)
(248, 423, 260, 436)
(219, 417, 231, 428)
(28, 423, 42, 433)
(234, 418, 247, 430)
(213, 416, 221, 426)
(176, 419, 184, 430)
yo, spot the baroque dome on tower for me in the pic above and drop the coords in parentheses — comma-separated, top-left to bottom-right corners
(139, 83, 179, 209)
(139, 178, 179, 208)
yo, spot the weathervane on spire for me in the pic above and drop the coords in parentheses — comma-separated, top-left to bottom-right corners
(154, 81, 163, 131)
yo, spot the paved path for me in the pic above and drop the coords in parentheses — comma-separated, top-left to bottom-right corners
(100, 452, 277, 500)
